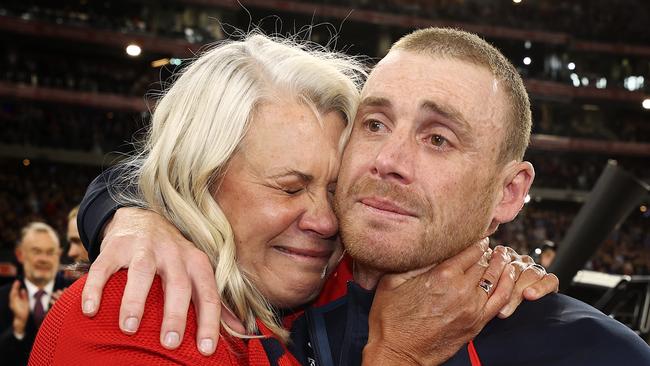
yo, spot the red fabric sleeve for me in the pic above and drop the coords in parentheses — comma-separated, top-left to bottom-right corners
(29, 271, 295, 366)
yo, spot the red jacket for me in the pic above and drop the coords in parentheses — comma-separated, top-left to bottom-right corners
(29, 257, 353, 365)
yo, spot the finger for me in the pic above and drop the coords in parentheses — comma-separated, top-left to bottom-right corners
(497, 263, 545, 318)
(484, 263, 516, 319)
(523, 273, 559, 300)
(466, 246, 509, 295)
(159, 261, 192, 350)
(189, 253, 221, 356)
(509, 260, 529, 281)
(9, 280, 20, 298)
(119, 250, 157, 335)
(442, 238, 490, 273)
(81, 251, 121, 317)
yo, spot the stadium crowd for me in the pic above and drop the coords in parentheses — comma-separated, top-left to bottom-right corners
(1, 102, 145, 153)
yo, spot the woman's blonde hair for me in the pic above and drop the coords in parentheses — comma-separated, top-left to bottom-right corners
(113, 32, 366, 341)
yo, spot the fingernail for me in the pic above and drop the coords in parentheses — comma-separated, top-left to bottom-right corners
(164, 332, 180, 348)
(123, 317, 139, 333)
(199, 338, 214, 355)
(82, 299, 96, 314)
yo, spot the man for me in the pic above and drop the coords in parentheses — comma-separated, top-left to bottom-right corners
(67, 206, 89, 263)
(539, 240, 557, 268)
(75, 28, 650, 364)
(286, 28, 650, 365)
(0, 222, 68, 366)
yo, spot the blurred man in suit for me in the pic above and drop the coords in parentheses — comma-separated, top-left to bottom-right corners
(0, 222, 67, 365)
(67, 206, 89, 263)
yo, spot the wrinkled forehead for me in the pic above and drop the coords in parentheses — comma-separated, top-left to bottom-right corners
(362, 51, 509, 140)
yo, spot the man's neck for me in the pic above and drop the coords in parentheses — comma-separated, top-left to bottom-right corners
(353, 262, 439, 290)
(353, 263, 385, 290)
(26, 277, 52, 290)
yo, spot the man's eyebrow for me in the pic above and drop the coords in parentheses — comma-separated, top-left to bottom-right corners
(421, 100, 472, 134)
(358, 96, 392, 109)
(269, 170, 313, 182)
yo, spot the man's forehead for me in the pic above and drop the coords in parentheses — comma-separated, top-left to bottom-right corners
(23, 231, 59, 247)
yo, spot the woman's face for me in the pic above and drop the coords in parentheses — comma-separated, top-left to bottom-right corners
(214, 99, 346, 309)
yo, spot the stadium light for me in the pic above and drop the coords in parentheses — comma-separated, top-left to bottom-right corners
(126, 44, 142, 57)
(567, 62, 576, 70)
(523, 57, 531, 65)
(643, 98, 650, 110)
(524, 194, 531, 204)
(151, 58, 170, 68)
(513, 0, 522, 3)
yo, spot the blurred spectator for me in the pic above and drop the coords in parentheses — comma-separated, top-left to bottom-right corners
(494, 201, 650, 276)
(324, 0, 650, 45)
(0, 47, 156, 96)
(539, 240, 558, 268)
(0, 102, 145, 154)
(0, 0, 222, 43)
(0, 222, 68, 366)
(527, 152, 648, 191)
(0, 160, 99, 261)
(66, 206, 87, 263)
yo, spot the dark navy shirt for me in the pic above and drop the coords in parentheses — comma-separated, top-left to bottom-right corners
(290, 282, 650, 366)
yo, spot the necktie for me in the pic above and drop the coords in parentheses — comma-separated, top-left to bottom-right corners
(33, 290, 46, 327)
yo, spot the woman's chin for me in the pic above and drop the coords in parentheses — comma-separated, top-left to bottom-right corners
(263, 275, 325, 309)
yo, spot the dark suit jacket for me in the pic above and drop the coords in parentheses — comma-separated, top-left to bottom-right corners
(0, 274, 70, 366)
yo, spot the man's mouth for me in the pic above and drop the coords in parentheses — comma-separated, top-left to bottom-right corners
(360, 197, 418, 218)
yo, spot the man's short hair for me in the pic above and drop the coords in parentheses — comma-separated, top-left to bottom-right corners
(68, 205, 80, 221)
(19, 222, 60, 248)
(391, 27, 532, 165)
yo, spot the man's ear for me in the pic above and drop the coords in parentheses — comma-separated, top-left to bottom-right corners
(491, 161, 535, 226)
(15, 246, 24, 264)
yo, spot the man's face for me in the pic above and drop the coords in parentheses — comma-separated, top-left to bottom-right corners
(335, 51, 510, 272)
(67, 216, 89, 262)
(17, 231, 61, 286)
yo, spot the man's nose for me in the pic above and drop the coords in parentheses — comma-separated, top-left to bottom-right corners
(371, 132, 415, 185)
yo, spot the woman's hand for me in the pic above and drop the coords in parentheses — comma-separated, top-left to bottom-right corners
(80, 207, 244, 356)
(497, 245, 559, 318)
(363, 239, 516, 365)
(363, 240, 559, 365)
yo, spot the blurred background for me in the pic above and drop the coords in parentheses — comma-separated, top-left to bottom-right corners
(0, 0, 648, 341)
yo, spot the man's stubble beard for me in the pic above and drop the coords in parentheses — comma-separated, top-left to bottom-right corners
(335, 176, 497, 273)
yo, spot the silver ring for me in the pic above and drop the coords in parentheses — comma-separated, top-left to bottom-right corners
(478, 278, 493, 294)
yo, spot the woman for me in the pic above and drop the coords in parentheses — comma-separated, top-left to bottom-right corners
(30, 33, 555, 365)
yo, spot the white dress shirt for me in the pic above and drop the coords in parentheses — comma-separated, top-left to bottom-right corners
(13, 279, 55, 340)
(24, 279, 55, 313)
